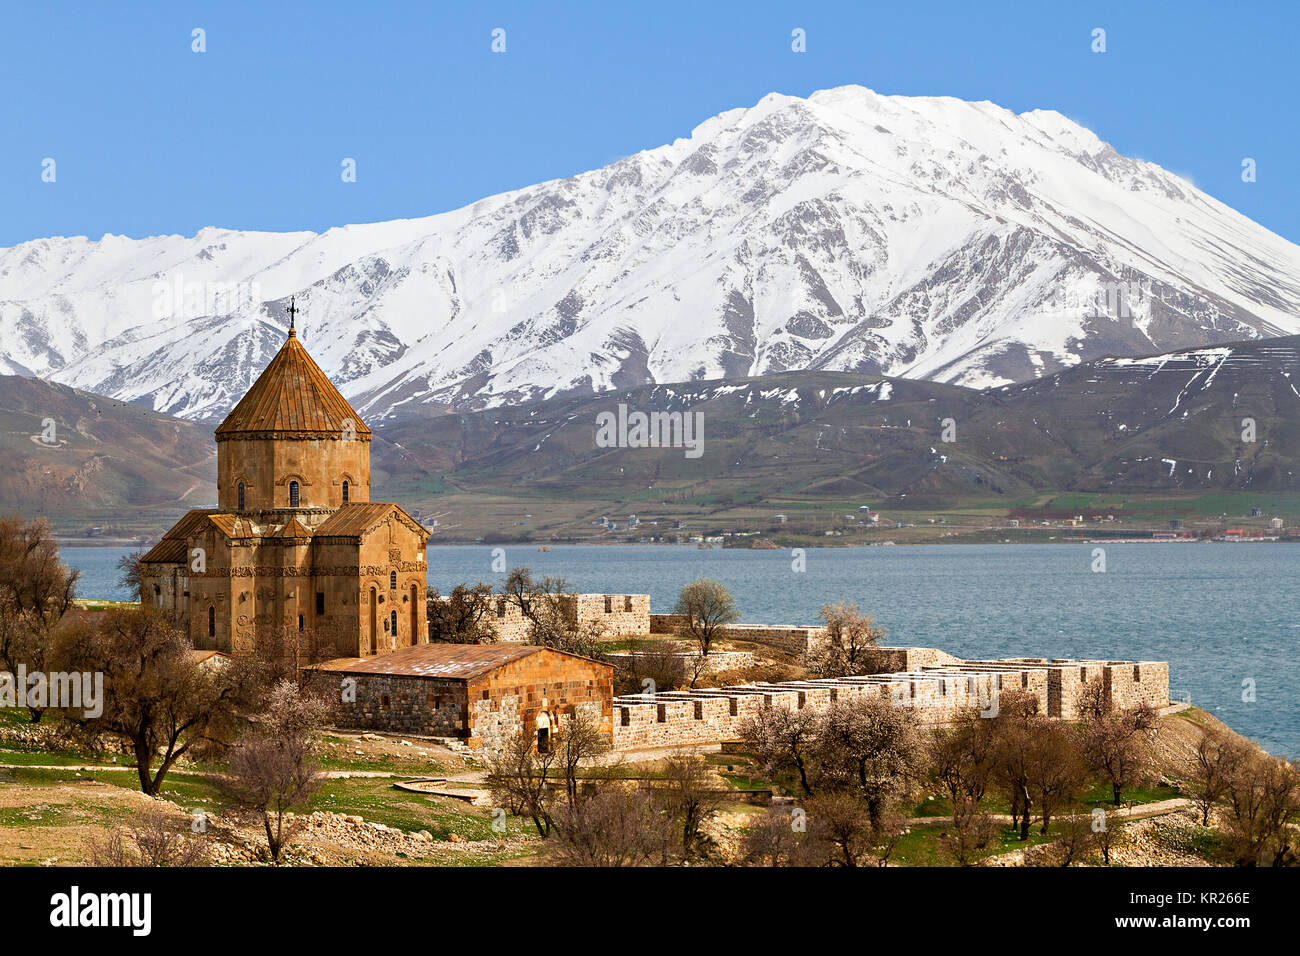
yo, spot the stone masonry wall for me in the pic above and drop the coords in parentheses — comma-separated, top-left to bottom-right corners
(610, 656, 1168, 751)
(331, 675, 468, 736)
(456, 593, 651, 644)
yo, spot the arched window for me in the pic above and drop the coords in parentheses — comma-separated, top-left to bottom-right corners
(390, 570, 397, 589)
(390, 610, 398, 638)
(237, 482, 245, 510)
(289, 480, 300, 508)
(341, 480, 349, 503)
(207, 605, 215, 639)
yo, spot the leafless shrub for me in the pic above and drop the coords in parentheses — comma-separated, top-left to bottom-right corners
(1221, 749, 1300, 866)
(88, 805, 211, 867)
(487, 726, 560, 837)
(1190, 728, 1246, 826)
(551, 785, 673, 866)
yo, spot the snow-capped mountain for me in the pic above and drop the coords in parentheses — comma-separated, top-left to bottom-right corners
(3, 84, 1299, 422)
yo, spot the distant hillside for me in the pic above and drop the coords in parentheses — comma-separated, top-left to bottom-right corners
(376, 334, 1300, 503)
(0, 375, 215, 535)
(5, 333, 1300, 538)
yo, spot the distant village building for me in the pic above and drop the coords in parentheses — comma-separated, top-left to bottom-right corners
(139, 310, 430, 657)
(1270, 516, 1285, 529)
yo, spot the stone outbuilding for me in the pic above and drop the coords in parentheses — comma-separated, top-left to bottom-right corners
(313, 643, 615, 751)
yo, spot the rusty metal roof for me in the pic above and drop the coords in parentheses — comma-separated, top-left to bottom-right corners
(313, 502, 427, 540)
(274, 516, 314, 540)
(140, 537, 187, 564)
(315, 644, 545, 679)
(215, 329, 372, 439)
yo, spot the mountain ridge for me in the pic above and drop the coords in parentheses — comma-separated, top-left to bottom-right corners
(3, 85, 1299, 423)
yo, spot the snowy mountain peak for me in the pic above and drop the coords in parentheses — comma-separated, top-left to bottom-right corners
(2, 86, 1299, 421)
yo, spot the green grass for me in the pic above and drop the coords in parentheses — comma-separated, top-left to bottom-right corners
(304, 778, 533, 841)
(891, 822, 1056, 866)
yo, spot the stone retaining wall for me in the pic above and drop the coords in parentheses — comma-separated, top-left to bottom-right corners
(610, 656, 1168, 751)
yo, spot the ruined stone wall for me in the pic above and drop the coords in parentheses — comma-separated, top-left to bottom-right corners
(962, 659, 1170, 719)
(610, 670, 1031, 750)
(610, 654, 1166, 751)
(574, 593, 650, 637)
(467, 593, 650, 644)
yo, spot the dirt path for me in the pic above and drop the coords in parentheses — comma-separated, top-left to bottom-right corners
(904, 797, 1191, 827)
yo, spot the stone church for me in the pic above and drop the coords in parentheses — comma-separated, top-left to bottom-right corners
(140, 317, 429, 657)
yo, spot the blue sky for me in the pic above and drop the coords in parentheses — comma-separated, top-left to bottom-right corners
(2, 0, 1297, 247)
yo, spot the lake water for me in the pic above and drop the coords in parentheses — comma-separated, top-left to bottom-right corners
(65, 542, 1299, 757)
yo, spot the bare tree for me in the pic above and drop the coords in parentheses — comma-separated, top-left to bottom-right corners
(0, 516, 79, 722)
(814, 697, 925, 826)
(655, 752, 723, 859)
(427, 582, 499, 644)
(989, 688, 1042, 841)
(803, 793, 902, 867)
(1093, 806, 1125, 865)
(556, 708, 609, 810)
(56, 607, 253, 795)
(1222, 750, 1300, 866)
(1024, 717, 1088, 835)
(806, 602, 887, 678)
(115, 549, 145, 599)
(1190, 728, 1245, 826)
(219, 680, 330, 864)
(503, 567, 602, 657)
(740, 705, 820, 797)
(486, 726, 560, 837)
(931, 707, 998, 862)
(738, 805, 809, 866)
(671, 579, 740, 662)
(617, 643, 687, 696)
(252, 621, 341, 695)
(1076, 683, 1156, 806)
(1044, 807, 1094, 867)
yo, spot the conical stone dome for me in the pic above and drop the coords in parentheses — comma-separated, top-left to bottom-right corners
(216, 327, 371, 440)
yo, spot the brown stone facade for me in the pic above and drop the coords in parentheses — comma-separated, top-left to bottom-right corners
(139, 327, 429, 658)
